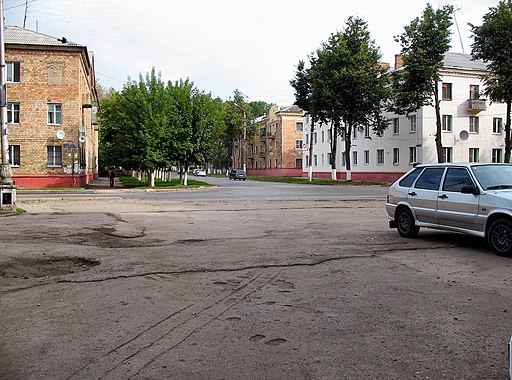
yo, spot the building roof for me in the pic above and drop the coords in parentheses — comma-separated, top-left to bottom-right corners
(5, 25, 83, 48)
(278, 104, 303, 114)
(443, 52, 487, 72)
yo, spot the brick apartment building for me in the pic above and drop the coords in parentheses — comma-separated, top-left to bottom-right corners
(5, 26, 99, 188)
(244, 104, 303, 176)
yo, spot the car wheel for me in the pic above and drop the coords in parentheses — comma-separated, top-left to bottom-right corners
(243, 178, 246, 181)
(488, 219, 512, 256)
(396, 208, 419, 238)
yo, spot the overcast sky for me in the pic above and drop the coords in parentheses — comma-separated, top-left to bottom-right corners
(4, 0, 500, 106)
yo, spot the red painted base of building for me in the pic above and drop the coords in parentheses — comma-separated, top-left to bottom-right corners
(247, 168, 303, 177)
(13, 174, 98, 189)
(302, 171, 404, 183)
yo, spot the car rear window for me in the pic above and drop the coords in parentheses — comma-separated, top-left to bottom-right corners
(414, 167, 445, 190)
(399, 167, 423, 187)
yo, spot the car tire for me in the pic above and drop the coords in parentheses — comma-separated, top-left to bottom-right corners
(487, 219, 512, 256)
(396, 208, 419, 238)
(243, 179, 246, 181)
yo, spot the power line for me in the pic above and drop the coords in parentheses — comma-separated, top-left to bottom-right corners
(4, 0, 38, 11)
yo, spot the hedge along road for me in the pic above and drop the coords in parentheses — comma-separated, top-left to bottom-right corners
(1, 186, 511, 379)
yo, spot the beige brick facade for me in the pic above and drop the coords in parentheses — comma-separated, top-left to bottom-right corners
(5, 27, 98, 188)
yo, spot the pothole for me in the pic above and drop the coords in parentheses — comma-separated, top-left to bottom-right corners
(0, 257, 100, 279)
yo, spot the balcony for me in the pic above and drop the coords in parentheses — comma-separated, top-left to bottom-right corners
(267, 132, 276, 139)
(467, 99, 487, 112)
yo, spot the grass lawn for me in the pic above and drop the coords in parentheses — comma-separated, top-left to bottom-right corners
(119, 176, 212, 189)
(245, 175, 388, 186)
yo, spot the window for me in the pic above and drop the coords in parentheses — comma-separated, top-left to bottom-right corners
(364, 125, 370, 138)
(399, 167, 422, 187)
(492, 148, 503, 163)
(469, 84, 480, 100)
(48, 104, 62, 125)
(415, 167, 444, 190)
(442, 82, 452, 100)
(47, 146, 62, 167)
(327, 128, 332, 143)
(377, 149, 384, 165)
(393, 118, 400, 134)
(469, 148, 479, 163)
(393, 148, 400, 165)
(321, 154, 325, 166)
(352, 127, 357, 139)
(353, 151, 358, 166)
(409, 147, 417, 164)
(364, 150, 370, 165)
(493, 118, 503, 134)
(313, 154, 318, 166)
(7, 103, 20, 124)
(305, 155, 309, 166)
(443, 168, 474, 192)
(295, 158, 302, 168)
(313, 132, 317, 145)
(295, 140, 303, 149)
(8, 145, 20, 166)
(442, 115, 452, 132)
(409, 115, 417, 132)
(341, 152, 346, 167)
(442, 147, 453, 163)
(321, 131, 325, 143)
(327, 153, 331, 167)
(296, 122, 303, 131)
(6, 62, 20, 82)
(469, 116, 479, 133)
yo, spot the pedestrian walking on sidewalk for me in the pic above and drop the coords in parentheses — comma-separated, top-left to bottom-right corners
(109, 168, 116, 187)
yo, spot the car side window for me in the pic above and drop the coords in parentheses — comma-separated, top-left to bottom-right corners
(414, 167, 445, 190)
(399, 167, 423, 187)
(442, 168, 475, 192)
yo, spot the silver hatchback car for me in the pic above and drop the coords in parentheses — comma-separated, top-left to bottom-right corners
(386, 163, 512, 256)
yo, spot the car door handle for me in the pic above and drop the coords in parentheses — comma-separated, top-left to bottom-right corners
(438, 194, 448, 199)
(409, 192, 417, 196)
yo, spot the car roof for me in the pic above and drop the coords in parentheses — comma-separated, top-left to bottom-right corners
(414, 163, 512, 169)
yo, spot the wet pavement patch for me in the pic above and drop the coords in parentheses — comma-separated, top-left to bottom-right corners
(0, 257, 99, 279)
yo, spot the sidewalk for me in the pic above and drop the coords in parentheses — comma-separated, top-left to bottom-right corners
(86, 176, 121, 190)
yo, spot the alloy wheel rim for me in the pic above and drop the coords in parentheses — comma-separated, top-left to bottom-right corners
(492, 225, 512, 252)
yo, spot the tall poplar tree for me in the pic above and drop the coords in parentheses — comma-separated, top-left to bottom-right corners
(471, 0, 512, 162)
(390, 4, 454, 163)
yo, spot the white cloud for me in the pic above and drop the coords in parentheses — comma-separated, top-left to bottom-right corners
(4, 0, 500, 105)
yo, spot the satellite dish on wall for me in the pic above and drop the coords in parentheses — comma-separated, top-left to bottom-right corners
(459, 130, 469, 141)
(57, 130, 65, 139)
(79, 125, 86, 133)
(79, 135, 86, 143)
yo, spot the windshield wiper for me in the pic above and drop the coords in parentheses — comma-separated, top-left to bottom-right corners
(486, 184, 512, 190)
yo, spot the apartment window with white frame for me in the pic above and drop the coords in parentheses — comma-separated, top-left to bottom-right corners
(442, 115, 452, 132)
(8, 145, 20, 166)
(364, 150, 370, 165)
(469, 84, 480, 100)
(296, 122, 303, 131)
(327, 128, 332, 143)
(48, 104, 62, 125)
(341, 152, 346, 167)
(295, 140, 303, 149)
(493, 118, 503, 134)
(7, 103, 20, 124)
(313, 132, 317, 145)
(393, 118, 400, 134)
(469, 148, 479, 163)
(469, 116, 479, 133)
(393, 148, 400, 165)
(409, 147, 417, 164)
(353, 151, 358, 166)
(377, 149, 384, 165)
(492, 148, 503, 163)
(321, 154, 324, 166)
(313, 154, 318, 166)
(442, 147, 453, 163)
(47, 146, 62, 167)
(327, 153, 331, 167)
(305, 134, 309, 145)
(409, 115, 417, 133)
(442, 82, 452, 100)
(321, 130, 325, 143)
(364, 125, 370, 138)
(352, 127, 357, 139)
(6, 62, 20, 83)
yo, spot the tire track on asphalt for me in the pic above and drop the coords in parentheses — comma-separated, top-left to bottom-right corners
(67, 268, 282, 380)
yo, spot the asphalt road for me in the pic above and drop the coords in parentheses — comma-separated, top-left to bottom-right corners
(2, 182, 511, 379)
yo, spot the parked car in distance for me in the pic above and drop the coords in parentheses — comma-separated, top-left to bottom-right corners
(193, 169, 206, 177)
(386, 163, 512, 256)
(229, 169, 246, 181)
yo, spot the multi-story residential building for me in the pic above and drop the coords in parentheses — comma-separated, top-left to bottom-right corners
(243, 104, 303, 176)
(5, 26, 99, 188)
(302, 52, 509, 182)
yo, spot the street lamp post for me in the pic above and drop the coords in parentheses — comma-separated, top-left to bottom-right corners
(0, 0, 16, 212)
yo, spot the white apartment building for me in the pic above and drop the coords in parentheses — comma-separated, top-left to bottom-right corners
(302, 52, 509, 182)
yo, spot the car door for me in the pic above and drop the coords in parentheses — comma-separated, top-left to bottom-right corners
(409, 167, 445, 225)
(437, 167, 480, 231)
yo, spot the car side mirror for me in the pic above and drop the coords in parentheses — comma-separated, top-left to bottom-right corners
(461, 185, 480, 196)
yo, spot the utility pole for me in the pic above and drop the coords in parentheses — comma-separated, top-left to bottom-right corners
(0, 0, 16, 212)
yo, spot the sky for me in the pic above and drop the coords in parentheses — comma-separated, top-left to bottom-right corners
(4, 0, 500, 106)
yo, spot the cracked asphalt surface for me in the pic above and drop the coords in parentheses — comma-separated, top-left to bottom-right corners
(1, 196, 511, 379)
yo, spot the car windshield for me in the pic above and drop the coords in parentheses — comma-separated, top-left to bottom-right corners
(471, 165, 512, 190)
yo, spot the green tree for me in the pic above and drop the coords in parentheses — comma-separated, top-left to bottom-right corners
(471, 0, 512, 162)
(390, 3, 454, 163)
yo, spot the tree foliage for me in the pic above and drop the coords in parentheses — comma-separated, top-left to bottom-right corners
(471, 0, 512, 162)
(390, 4, 454, 163)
